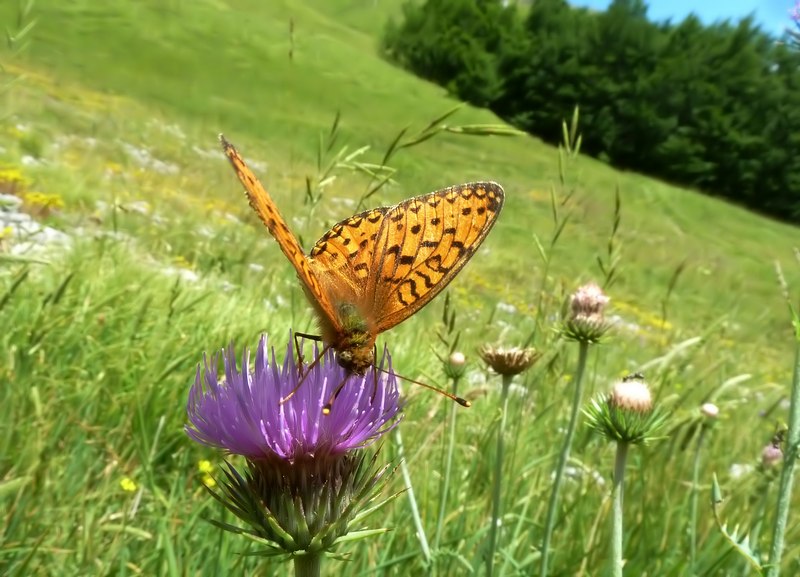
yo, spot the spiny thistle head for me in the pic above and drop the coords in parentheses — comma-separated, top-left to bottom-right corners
(584, 372, 669, 445)
(478, 344, 540, 376)
(560, 282, 612, 343)
(185, 334, 402, 558)
(609, 372, 653, 413)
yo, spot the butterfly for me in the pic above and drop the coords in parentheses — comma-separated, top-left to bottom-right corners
(219, 134, 504, 378)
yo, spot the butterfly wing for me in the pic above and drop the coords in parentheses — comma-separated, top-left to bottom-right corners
(222, 140, 504, 353)
(219, 135, 343, 333)
(308, 182, 504, 332)
(367, 182, 504, 331)
(307, 206, 389, 303)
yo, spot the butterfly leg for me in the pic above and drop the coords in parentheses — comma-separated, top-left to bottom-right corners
(370, 344, 379, 404)
(293, 331, 324, 377)
(280, 342, 331, 406)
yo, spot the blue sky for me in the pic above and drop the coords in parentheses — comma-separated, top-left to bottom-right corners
(570, 0, 795, 37)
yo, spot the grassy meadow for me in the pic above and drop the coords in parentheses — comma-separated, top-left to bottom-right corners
(2, 0, 800, 575)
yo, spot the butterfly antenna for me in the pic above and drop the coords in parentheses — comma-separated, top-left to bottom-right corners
(378, 366, 471, 408)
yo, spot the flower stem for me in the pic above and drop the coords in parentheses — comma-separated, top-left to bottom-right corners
(293, 553, 321, 577)
(610, 441, 629, 577)
(394, 427, 432, 564)
(689, 426, 708, 572)
(745, 477, 772, 577)
(540, 340, 589, 577)
(435, 375, 461, 549)
(766, 337, 800, 577)
(486, 373, 513, 577)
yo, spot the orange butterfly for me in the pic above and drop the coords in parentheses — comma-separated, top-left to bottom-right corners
(220, 135, 504, 377)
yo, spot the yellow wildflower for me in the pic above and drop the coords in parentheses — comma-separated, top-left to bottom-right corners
(120, 477, 137, 492)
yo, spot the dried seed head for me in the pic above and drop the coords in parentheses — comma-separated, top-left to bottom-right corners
(479, 345, 539, 376)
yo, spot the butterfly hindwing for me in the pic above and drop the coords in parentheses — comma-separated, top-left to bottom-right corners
(308, 207, 389, 302)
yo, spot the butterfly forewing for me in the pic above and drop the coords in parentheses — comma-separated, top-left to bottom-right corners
(369, 182, 504, 330)
(219, 135, 343, 333)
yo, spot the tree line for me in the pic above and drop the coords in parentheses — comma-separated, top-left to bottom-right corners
(383, 0, 800, 221)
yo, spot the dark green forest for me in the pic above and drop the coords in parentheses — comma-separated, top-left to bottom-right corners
(383, 0, 800, 221)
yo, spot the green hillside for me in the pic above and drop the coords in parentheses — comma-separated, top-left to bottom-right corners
(2, 1, 799, 575)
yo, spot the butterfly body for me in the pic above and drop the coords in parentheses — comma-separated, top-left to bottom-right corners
(220, 135, 504, 375)
(315, 298, 375, 374)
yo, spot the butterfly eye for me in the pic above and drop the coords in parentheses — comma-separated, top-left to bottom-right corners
(338, 351, 354, 366)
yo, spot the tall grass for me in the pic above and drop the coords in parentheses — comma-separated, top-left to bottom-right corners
(1, 1, 800, 575)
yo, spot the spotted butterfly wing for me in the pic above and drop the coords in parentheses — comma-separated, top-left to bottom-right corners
(220, 135, 504, 374)
(309, 183, 504, 329)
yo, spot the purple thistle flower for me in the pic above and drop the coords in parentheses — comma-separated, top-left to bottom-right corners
(186, 334, 402, 459)
(185, 333, 402, 562)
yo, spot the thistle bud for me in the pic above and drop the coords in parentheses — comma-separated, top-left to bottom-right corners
(584, 373, 668, 445)
(609, 373, 653, 414)
(560, 282, 612, 343)
(761, 444, 783, 469)
(444, 351, 467, 380)
(700, 403, 719, 420)
(571, 282, 610, 320)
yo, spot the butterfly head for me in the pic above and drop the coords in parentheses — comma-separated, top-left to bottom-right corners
(336, 345, 375, 375)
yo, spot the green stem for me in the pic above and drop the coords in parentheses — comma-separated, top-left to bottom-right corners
(540, 340, 589, 577)
(766, 339, 800, 577)
(742, 477, 772, 577)
(610, 441, 629, 577)
(486, 374, 513, 577)
(394, 427, 432, 564)
(293, 553, 321, 577)
(689, 426, 708, 572)
(435, 376, 461, 550)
